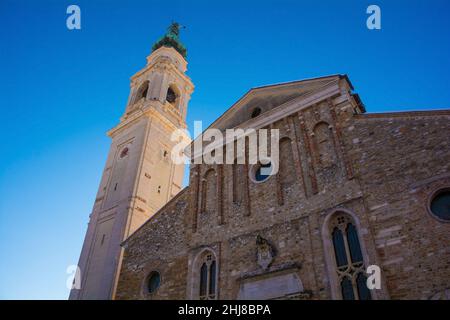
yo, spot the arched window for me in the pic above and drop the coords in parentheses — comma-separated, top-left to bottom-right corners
(146, 271, 161, 294)
(254, 162, 272, 182)
(313, 122, 336, 167)
(327, 212, 371, 300)
(135, 81, 149, 102)
(251, 107, 261, 118)
(166, 85, 179, 105)
(429, 188, 450, 222)
(196, 250, 217, 300)
(341, 276, 354, 300)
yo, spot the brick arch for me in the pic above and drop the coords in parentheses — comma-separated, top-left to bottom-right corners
(312, 121, 336, 167)
(201, 168, 217, 213)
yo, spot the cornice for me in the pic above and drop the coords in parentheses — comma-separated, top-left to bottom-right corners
(354, 109, 450, 119)
(206, 76, 342, 131)
(130, 58, 194, 90)
(107, 106, 188, 138)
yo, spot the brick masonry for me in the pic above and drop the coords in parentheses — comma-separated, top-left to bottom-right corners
(115, 78, 450, 300)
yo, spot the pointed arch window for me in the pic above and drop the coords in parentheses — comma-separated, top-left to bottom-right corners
(356, 273, 371, 300)
(341, 276, 355, 300)
(197, 252, 217, 300)
(329, 213, 371, 300)
(313, 121, 336, 167)
(332, 227, 347, 268)
(199, 263, 208, 297)
(347, 223, 363, 263)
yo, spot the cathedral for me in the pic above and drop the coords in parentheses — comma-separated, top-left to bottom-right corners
(70, 25, 450, 300)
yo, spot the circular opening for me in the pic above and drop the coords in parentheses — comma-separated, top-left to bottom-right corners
(429, 188, 450, 222)
(147, 271, 161, 294)
(250, 159, 273, 183)
(251, 108, 262, 118)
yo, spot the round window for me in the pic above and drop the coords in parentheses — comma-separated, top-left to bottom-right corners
(147, 271, 161, 294)
(251, 160, 273, 183)
(429, 189, 450, 222)
(251, 108, 262, 118)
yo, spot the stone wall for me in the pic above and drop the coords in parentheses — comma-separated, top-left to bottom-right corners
(115, 188, 190, 300)
(115, 86, 450, 300)
(350, 111, 450, 299)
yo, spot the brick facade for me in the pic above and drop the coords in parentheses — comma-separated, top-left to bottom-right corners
(115, 76, 450, 300)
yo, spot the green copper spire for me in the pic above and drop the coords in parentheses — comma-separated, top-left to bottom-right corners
(152, 22, 187, 58)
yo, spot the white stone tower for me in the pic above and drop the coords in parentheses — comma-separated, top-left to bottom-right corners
(69, 24, 193, 300)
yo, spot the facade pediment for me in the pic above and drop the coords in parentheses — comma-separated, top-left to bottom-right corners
(209, 74, 348, 131)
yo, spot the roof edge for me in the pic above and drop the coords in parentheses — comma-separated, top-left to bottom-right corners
(201, 74, 349, 135)
(354, 109, 450, 119)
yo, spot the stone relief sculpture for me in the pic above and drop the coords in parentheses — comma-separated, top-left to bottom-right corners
(256, 235, 275, 270)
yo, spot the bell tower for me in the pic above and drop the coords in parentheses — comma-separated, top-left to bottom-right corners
(70, 24, 193, 300)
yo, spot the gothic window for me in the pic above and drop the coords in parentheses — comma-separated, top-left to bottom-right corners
(356, 272, 371, 300)
(166, 85, 179, 105)
(209, 261, 216, 295)
(329, 213, 371, 300)
(332, 228, 347, 267)
(251, 107, 262, 118)
(347, 223, 363, 263)
(135, 81, 149, 102)
(199, 263, 207, 297)
(429, 188, 450, 222)
(341, 276, 355, 300)
(197, 251, 217, 300)
(313, 122, 336, 167)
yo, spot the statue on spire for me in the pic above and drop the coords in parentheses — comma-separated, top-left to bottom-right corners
(152, 22, 187, 58)
(168, 22, 182, 36)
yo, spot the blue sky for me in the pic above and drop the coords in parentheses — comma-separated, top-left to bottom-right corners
(0, 0, 449, 299)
